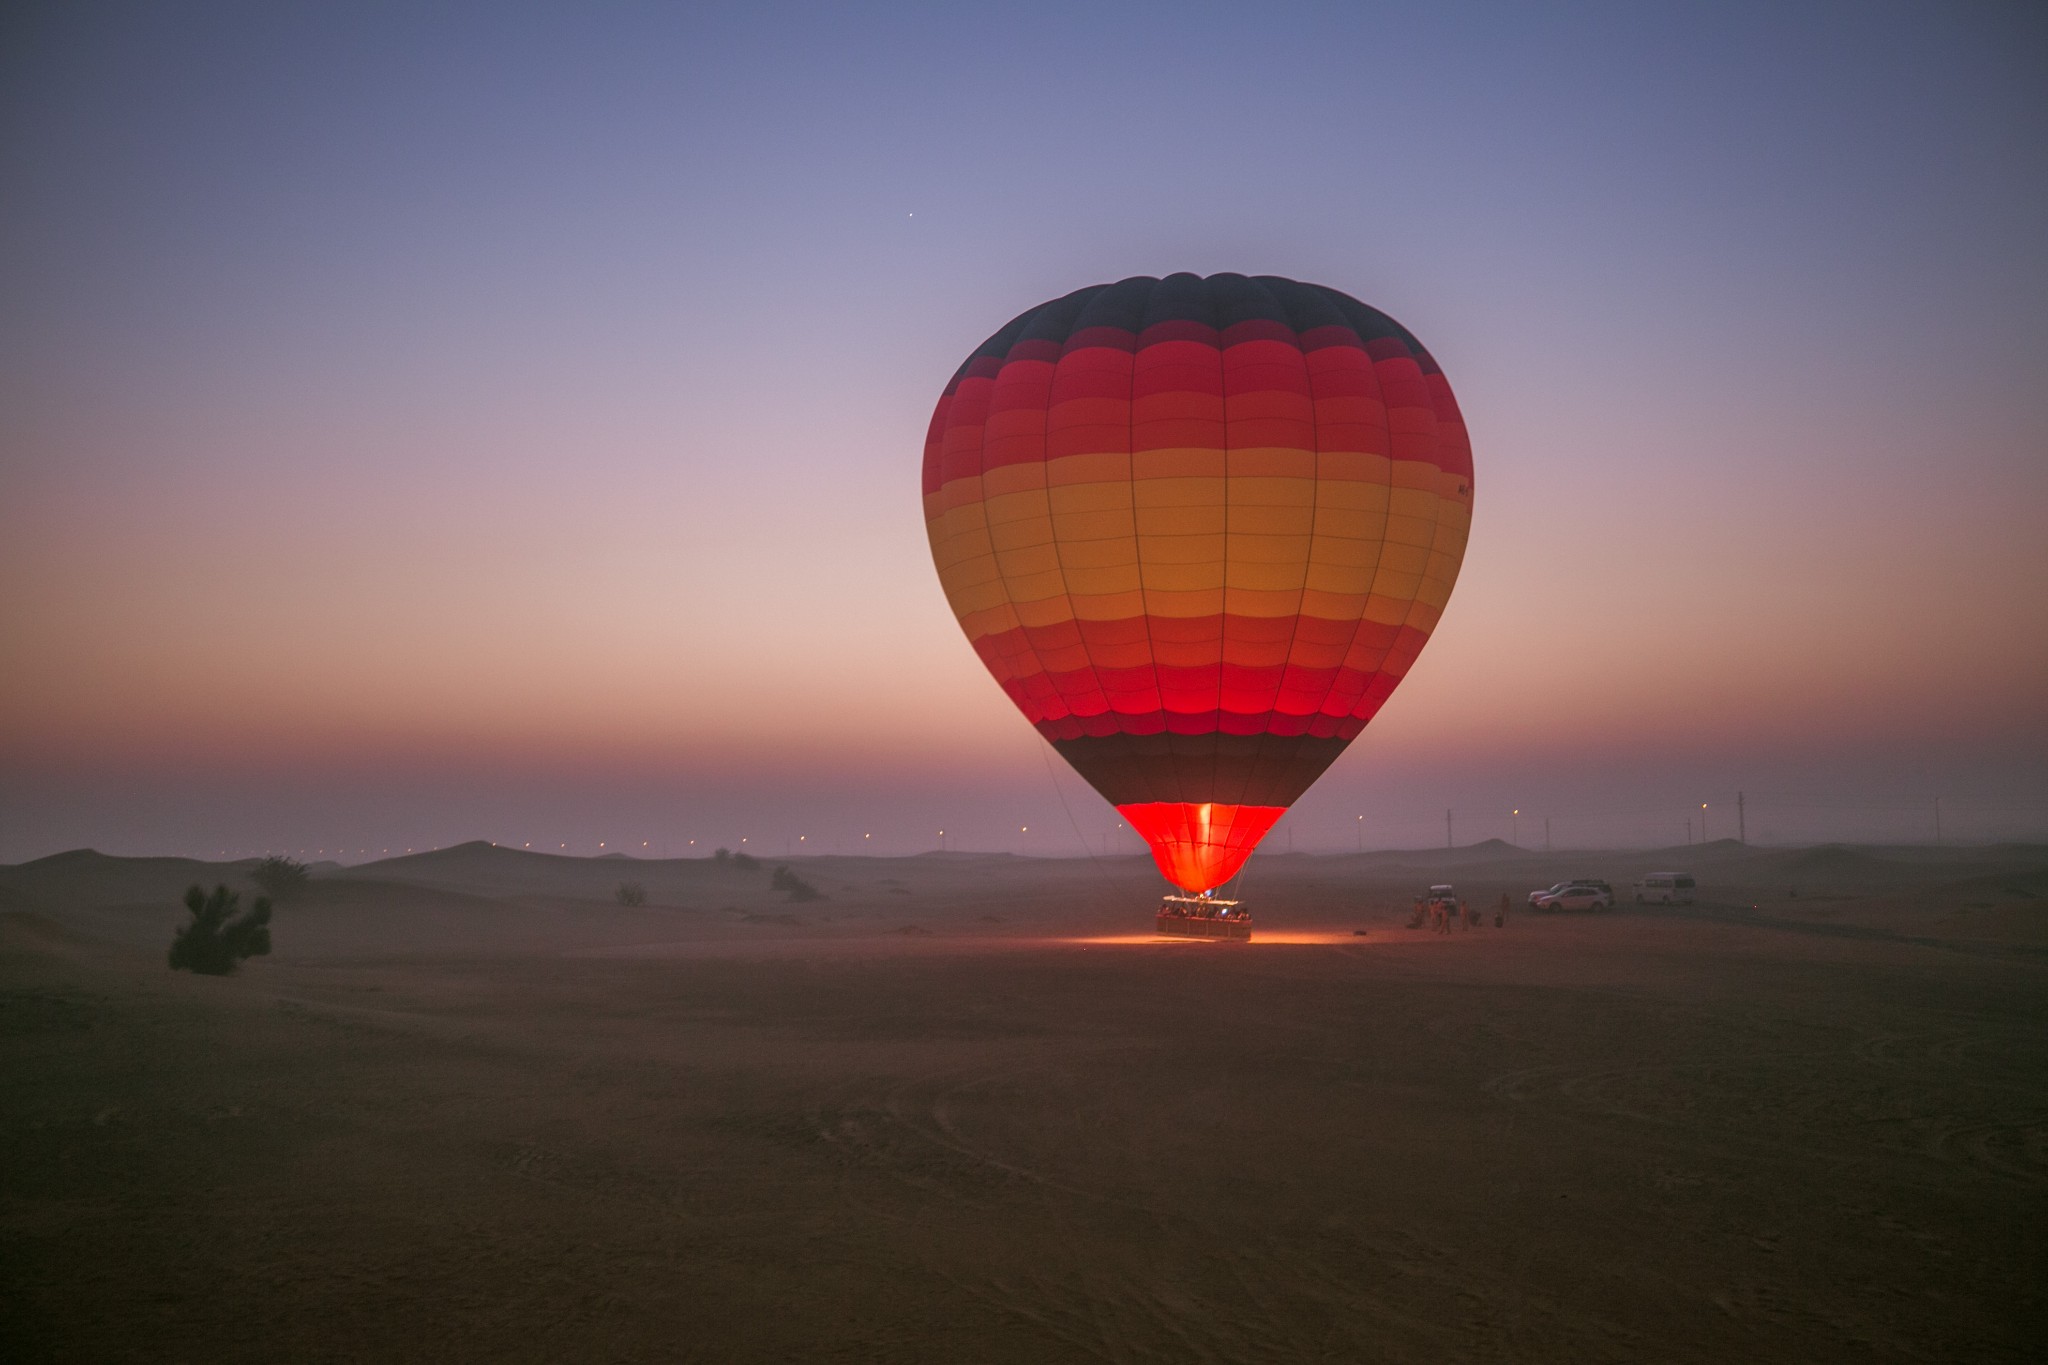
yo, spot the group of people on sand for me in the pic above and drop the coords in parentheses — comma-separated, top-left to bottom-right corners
(1409, 893, 1513, 933)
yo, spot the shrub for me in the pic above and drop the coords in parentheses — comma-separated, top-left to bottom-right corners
(732, 851, 759, 871)
(771, 865, 823, 903)
(169, 884, 273, 976)
(713, 847, 731, 864)
(616, 881, 647, 907)
(250, 855, 310, 900)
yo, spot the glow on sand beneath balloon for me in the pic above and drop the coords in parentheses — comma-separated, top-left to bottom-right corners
(1061, 931, 1370, 947)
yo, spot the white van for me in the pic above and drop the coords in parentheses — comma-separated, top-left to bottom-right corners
(1634, 873, 1696, 905)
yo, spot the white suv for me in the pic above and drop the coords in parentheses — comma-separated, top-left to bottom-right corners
(1528, 880, 1613, 911)
(1533, 885, 1613, 912)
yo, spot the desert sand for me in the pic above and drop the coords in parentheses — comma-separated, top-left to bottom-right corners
(3, 839, 2043, 1362)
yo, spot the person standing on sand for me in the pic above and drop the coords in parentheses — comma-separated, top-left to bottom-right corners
(1497, 892, 1509, 928)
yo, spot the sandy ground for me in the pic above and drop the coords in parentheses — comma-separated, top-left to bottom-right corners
(2, 841, 2044, 1362)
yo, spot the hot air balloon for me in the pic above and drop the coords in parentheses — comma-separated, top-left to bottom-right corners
(922, 273, 1472, 897)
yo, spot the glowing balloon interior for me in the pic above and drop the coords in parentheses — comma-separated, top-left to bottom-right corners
(922, 273, 1472, 892)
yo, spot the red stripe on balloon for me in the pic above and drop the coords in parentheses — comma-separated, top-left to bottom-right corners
(1118, 801, 1286, 892)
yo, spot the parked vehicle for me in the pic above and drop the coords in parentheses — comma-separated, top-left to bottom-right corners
(1532, 884, 1614, 912)
(1634, 872, 1697, 905)
(1527, 879, 1613, 910)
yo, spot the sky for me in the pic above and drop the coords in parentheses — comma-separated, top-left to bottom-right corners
(3, 0, 2045, 862)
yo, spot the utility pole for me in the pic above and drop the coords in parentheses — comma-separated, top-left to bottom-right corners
(1737, 791, 1746, 845)
(1512, 809, 1520, 846)
(1545, 817, 1551, 851)
(1934, 798, 1942, 847)
(1446, 808, 1454, 849)
(1701, 803, 1709, 843)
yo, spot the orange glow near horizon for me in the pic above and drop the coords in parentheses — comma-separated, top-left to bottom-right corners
(1062, 932, 1373, 947)
(5, 450, 2041, 784)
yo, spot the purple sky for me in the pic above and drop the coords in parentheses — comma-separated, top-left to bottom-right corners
(3, 1, 2045, 860)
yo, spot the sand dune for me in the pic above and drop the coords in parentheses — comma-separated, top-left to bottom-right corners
(2, 844, 2043, 1361)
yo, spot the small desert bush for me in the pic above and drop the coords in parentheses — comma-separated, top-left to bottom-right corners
(250, 855, 310, 900)
(771, 865, 823, 903)
(169, 884, 273, 975)
(615, 881, 647, 907)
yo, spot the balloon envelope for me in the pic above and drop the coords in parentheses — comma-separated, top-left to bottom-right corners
(923, 273, 1472, 891)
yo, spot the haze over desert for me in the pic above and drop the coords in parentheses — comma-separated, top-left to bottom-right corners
(5, 840, 2044, 1360)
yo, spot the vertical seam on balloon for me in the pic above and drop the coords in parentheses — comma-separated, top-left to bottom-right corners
(1212, 276, 1232, 799)
(1020, 295, 1102, 735)
(1257, 276, 1318, 798)
(1068, 294, 1132, 736)
(1309, 292, 1397, 732)
(1129, 276, 1166, 804)
(939, 316, 1035, 724)
(1042, 291, 1116, 747)
(976, 322, 1055, 736)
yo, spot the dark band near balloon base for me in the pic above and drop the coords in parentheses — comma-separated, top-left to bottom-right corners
(1050, 731, 1352, 809)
